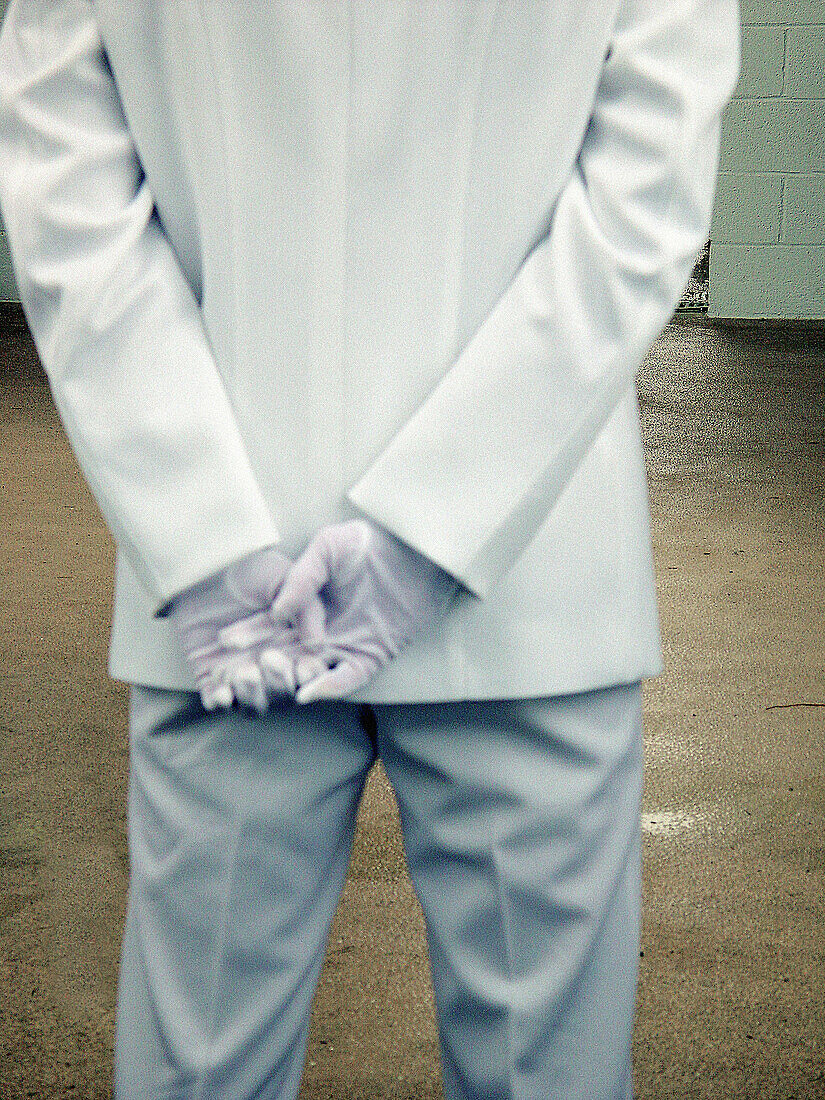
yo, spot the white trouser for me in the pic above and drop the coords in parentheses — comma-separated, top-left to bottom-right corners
(116, 682, 643, 1100)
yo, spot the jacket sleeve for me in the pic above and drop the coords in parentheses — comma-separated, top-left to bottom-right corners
(347, 0, 740, 598)
(0, 0, 281, 611)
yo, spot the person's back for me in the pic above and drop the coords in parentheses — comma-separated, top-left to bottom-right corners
(0, 2, 740, 1097)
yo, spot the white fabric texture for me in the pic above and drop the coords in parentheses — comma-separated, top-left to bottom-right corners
(258, 520, 459, 703)
(118, 681, 643, 1100)
(0, 1, 741, 700)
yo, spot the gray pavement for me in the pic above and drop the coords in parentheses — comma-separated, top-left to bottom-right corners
(0, 315, 823, 1099)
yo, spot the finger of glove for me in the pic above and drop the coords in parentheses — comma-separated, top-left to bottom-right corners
(218, 609, 296, 652)
(259, 647, 296, 696)
(295, 595, 328, 650)
(218, 609, 274, 650)
(200, 681, 233, 712)
(229, 662, 269, 714)
(294, 651, 335, 688)
(270, 540, 334, 627)
(194, 660, 232, 709)
(295, 656, 376, 705)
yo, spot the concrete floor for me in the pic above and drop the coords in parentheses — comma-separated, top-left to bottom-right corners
(0, 315, 823, 1099)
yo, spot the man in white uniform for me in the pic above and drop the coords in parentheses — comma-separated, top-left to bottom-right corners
(0, 2, 739, 1097)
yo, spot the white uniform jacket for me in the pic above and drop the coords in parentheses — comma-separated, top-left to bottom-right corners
(0, 0, 739, 702)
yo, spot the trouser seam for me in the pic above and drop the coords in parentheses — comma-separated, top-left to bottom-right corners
(490, 826, 523, 1100)
(194, 813, 245, 1100)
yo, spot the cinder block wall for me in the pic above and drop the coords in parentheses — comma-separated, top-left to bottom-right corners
(709, 0, 825, 319)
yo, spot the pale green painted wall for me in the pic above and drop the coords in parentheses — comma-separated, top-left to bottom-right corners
(709, 0, 825, 318)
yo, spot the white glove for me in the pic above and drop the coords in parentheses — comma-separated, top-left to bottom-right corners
(165, 546, 319, 713)
(266, 520, 458, 704)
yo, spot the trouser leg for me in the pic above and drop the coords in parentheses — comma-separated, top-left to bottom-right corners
(115, 687, 375, 1100)
(376, 682, 643, 1100)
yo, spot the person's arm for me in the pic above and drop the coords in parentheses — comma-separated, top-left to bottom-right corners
(0, 0, 280, 612)
(347, 0, 741, 598)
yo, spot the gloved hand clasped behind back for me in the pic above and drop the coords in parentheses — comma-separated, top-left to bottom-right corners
(258, 519, 459, 704)
(165, 546, 321, 713)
